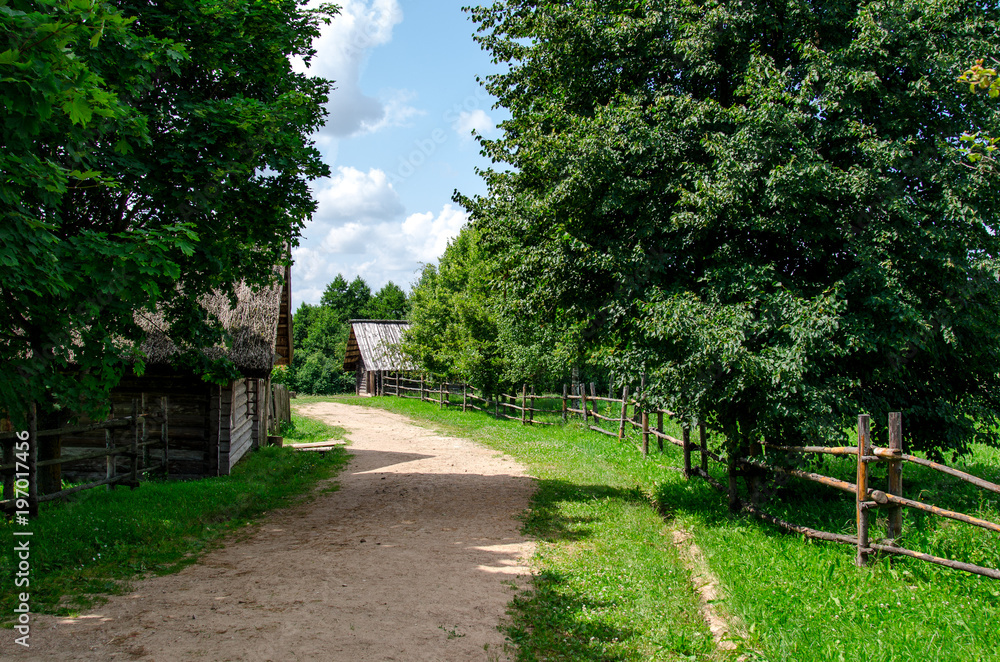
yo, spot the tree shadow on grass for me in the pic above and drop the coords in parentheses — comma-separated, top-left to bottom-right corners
(521, 479, 649, 543)
(504, 568, 639, 662)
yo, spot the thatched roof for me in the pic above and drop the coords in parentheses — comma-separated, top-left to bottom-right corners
(136, 279, 285, 378)
(343, 320, 416, 372)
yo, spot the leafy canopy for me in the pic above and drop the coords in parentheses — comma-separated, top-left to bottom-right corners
(1, 0, 336, 423)
(462, 0, 1000, 458)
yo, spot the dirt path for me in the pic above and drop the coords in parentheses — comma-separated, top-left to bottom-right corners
(12, 402, 536, 661)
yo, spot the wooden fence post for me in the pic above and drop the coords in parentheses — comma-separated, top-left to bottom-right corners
(657, 411, 664, 452)
(581, 386, 589, 426)
(161, 396, 170, 478)
(440, 382, 446, 409)
(699, 421, 708, 474)
(130, 399, 139, 488)
(462, 383, 468, 412)
(887, 412, 903, 541)
(641, 412, 649, 457)
(683, 424, 692, 478)
(727, 437, 740, 513)
(530, 386, 535, 425)
(617, 385, 629, 440)
(141, 393, 150, 473)
(420, 374, 425, 402)
(562, 384, 568, 423)
(521, 384, 527, 425)
(636, 374, 645, 424)
(106, 401, 117, 490)
(27, 402, 38, 517)
(856, 414, 872, 567)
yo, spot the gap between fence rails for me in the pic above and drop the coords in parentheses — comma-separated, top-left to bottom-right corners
(1, 397, 172, 514)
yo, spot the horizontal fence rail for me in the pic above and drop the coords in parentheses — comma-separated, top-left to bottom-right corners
(1, 397, 171, 516)
(378, 372, 1000, 580)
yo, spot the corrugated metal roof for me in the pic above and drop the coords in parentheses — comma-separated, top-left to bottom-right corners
(343, 320, 417, 372)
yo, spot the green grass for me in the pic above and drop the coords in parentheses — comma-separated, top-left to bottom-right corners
(0, 413, 348, 623)
(277, 411, 347, 444)
(329, 395, 1000, 662)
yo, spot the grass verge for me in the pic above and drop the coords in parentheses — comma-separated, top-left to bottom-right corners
(0, 413, 348, 623)
(330, 395, 1000, 662)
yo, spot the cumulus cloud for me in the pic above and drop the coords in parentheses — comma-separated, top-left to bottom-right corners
(313, 167, 404, 225)
(401, 204, 469, 263)
(294, 0, 417, 137)
(451, 109, 497, 141)
(292, 204, 470, 303)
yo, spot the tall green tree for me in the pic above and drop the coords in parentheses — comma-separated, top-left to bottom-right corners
(463, 0, 1000, 459)
(404, 226, 503, 393)
(363, 281, 409, 320)
(1, 0, 336, 423)
(320, 274, 372, 322)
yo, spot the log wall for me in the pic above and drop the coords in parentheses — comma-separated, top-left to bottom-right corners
(61, 368, 212, 480)
(222, 378, 254, 475)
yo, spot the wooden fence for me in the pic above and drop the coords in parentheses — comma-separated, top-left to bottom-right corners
(269, 383, 292, 434)
(0, 397, 170, 516)
(381, 373, 1000, 580)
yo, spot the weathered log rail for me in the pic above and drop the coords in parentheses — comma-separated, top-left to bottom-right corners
(1, 397, 170, 517)
(379, 372, 1000, 580)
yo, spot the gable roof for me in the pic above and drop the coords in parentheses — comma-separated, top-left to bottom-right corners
(343, 320, 416, 372)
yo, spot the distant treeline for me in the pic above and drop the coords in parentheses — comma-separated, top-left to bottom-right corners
(276, 276, 408, 394)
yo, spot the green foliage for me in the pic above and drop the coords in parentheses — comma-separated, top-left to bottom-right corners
(0, 415, 348, 620)
(1, 0, 336, 425)
(462, 0, 1000, 459)
(404, 226, 506, 393)
(363, 281, 410, 320)
(958, 58, 999, 164)
(321, 274, 372, 321)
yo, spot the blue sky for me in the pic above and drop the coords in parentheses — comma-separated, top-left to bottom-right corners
(291, 0, 505, 306)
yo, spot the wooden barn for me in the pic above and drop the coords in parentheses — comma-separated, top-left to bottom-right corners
(58, 266, 294, 481)
(343, 320, 414, 396)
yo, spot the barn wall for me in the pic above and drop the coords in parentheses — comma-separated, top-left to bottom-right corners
(60, 369, 213, 480)
(356, 364, 367, 396)
(220, 379, 255, 474)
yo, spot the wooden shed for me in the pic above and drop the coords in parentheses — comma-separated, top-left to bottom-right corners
(343, 320, 414, 396)
(59, 270, 294, 481)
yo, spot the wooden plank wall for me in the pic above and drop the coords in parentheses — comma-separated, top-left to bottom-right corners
(229, 379, 254, 473)
(270, 384, 291, 432)
(60, 369, 212, 480)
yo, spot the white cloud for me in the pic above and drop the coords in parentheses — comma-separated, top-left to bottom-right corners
(313, 167, 404, 224)
(402, 204, 469, 263)
(294, 0, 418, 137)
(451, 109, 497, 141)
(292, 204, 469, 304)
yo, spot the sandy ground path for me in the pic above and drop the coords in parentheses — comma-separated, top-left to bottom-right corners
(10, 402, 536, 661)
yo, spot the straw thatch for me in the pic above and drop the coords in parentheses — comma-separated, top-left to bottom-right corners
(136, 279, 284, 377)
(343, 320, 416, 372)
